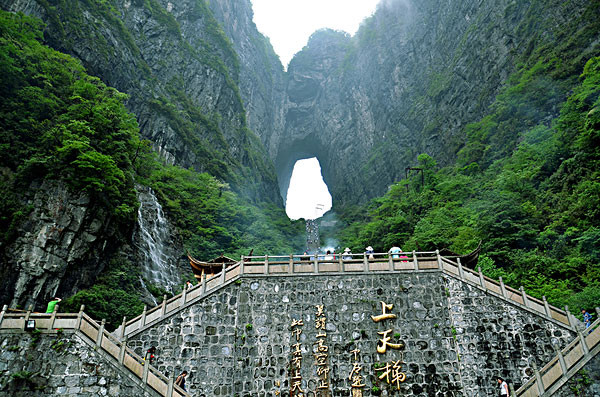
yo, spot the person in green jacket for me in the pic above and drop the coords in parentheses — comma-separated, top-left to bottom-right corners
(45, 297, 61, 313)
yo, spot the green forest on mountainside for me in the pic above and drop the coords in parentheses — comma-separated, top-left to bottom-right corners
(0, 11, 303, 326)
(334, 54, 600, 312)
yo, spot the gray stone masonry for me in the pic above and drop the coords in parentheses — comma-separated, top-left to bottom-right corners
(130, 270, 576, 396)
(0, 329, 156, 396)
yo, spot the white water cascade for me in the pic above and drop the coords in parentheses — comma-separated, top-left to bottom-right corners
(134, 187, 181, 294)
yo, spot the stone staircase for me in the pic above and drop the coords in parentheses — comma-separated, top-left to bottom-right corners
(0, 305, 189, 397)
(115, 251, 577, 340)
(515, 313, 600, 396)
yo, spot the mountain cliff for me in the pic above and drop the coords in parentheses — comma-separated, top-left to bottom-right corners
(1, 0, 598, 322)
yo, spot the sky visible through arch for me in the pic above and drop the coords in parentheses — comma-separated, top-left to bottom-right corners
(250, 0, 379, 219)
(285, 158, 332, 220)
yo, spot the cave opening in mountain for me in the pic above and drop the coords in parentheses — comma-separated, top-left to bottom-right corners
(285, 157, 332, 220)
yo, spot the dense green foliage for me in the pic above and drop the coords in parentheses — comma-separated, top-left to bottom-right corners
(0, 11, 140, 240)
(0, 11, 302, 327)
(335, 56, 600, 310)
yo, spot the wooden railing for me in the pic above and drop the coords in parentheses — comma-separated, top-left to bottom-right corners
(515, 311, 600, 396)
(0, 305, 188, 397)
(114, 251, 574, 339)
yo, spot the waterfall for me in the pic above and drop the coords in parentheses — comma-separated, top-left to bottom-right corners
(134, 187, 180, 294)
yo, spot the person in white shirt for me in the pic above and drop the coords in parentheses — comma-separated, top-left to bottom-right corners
(497, 377, 509, 396)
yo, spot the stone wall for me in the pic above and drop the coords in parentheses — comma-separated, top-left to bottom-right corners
(129, 270, 575, 396)
(445, 276, 574, 395)
(0, 329, 155, 397)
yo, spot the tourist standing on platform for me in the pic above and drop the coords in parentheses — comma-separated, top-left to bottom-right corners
(186, 280, 193, 290)
(389, 246, 401, 259)
(45, 297, 61, 313)
(342, 247, 352, 260)
(365, 246, 375, 260)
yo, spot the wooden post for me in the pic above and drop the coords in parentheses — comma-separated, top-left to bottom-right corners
(139, 305, 147, 330)
(181, 286, 187, 308)
(564, 306, 573, 328)
(120, 316, 127, 339)
(436, 250, 442, 270)
(412, 251, 418, 271)
(532, 361, 545, 395)
(363, 253, 369, 272)
(478, 267, 487, 290)
(0, 304, 7, 328)
(167, 377, 174, 397)
(265, 255, 270, 275)
(240, 255, 245, 275)
(96, 319, 106, 347)
(142, 353, 150, 383)
(553, 345, 568, 375)
(75, 305, 85, 330)
(578, 330, 590, 355)
(202, 273, 207, 294)
(499, 276, 507, 298)
(48, 303, 58, 329)
(118, 336, 128, 364)
(22, 305, 33, 331)
(542, 296, 552, 318)
(161, 295, 167, 316)
(289, 254, 294, 274)
(520, 286, 529, 308)
(457, 258, 465, 279)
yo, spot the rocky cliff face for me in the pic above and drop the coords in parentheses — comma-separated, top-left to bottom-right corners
(0, 180, 121, 310)
(275, 0, 596, 205)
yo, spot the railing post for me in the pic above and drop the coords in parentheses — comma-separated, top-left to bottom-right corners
(265, 255, 270, 275)
(553, 345, 568, 375)
(118, 336, 128, 364)
(509, 383, 516, 397)
(139, 305, 147, 330)
(388, 254, 394, 272)
(478, 267, 487, 290)
(220, 267, 226, 284)
(289, 254, 294, 274)
(578, 329, 590, 355)
(363, 253, 369, 272)
(161, 295, 167, 316)
(339, 255, 344, 273)
(520, 286, 529, 308)
(48, 303, 58, 330)
(412, 251, 418, 271)
(202, 273, 207, 294)
(564, 305, 573, 328)
(0, 304, 7, 328)
(240, 255, 245, 274)
(532, 361, 545, 395)
(167, 376, 174, 397)
(120, 316, 127, 339)
(96, 319, 106, 347)
(22, 305, 33, 331)
(75, 305, 85, 330)
(436, 250, 442, 270)
(142, 353, 150, 383)
(457, 258, 465, 279)
(542, 296, 552, 318)
(499, 276, 507, 298)
(314, 255, 319, 274)
(181, 286, 187, 307)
